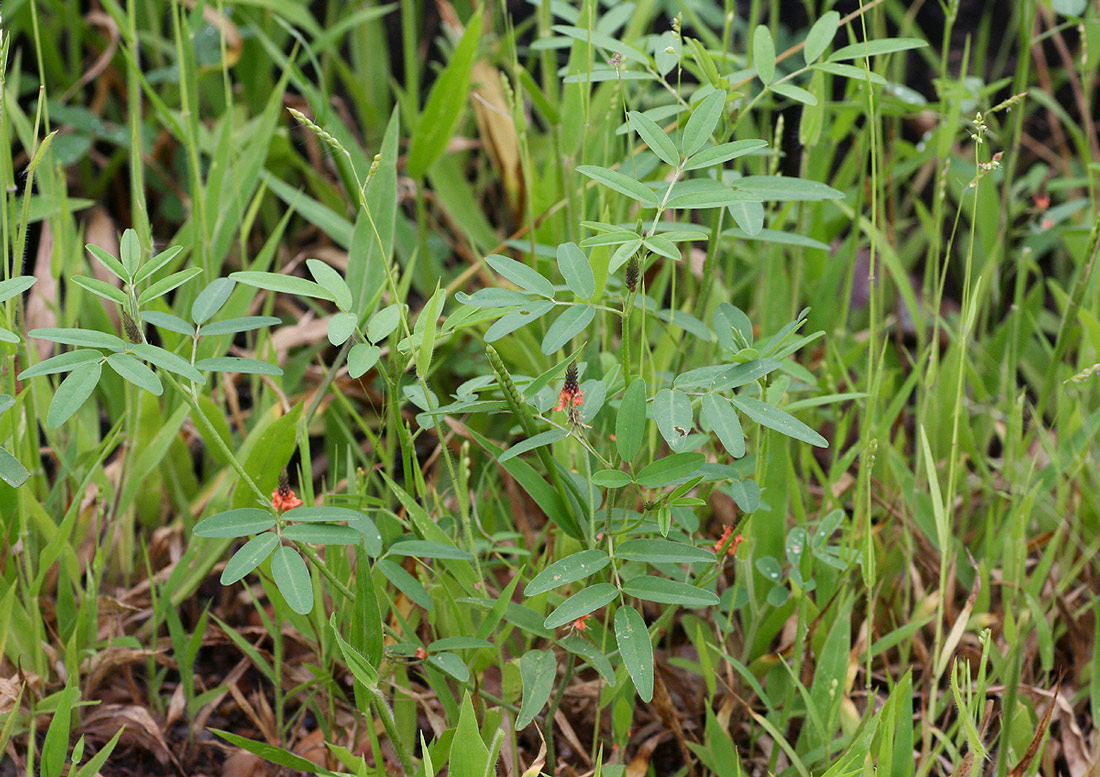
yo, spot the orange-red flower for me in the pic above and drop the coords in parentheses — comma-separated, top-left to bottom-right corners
(272, 471, 303, 513)
(571, 613, 592, 632)
(554, 361, 583, 412)
(715, 526, 744, 556)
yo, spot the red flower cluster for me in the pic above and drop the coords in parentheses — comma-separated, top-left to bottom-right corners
(571, 613, 592, 632)
(554, 361, 584, 412)
(714, 526, 744, 556)
(272, 472, 303, 513)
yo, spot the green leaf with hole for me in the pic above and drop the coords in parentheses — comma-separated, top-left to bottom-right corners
(516, 649, 557, 729)
(577, 165, 658, 206)
(627, 110, 679, 167)
(107, 352, 163, 395)
(543, 583, 617, 629)
(525, 549, 610, 596)
(654, 388, 693, 451)
(194, 508, 276, 537)
(615, 604, 653, 702)
(47, 361, 102, 428)
(728, 395, 828, 447)
(220, 533, 279, 584)
(702, 393, 745, 458)
(622, 575, 719, 607)
(635, 452, 706, 487)
(271, 546, 313, 614)
(486, 299, 555, 342)
(616, 379, 647, 461)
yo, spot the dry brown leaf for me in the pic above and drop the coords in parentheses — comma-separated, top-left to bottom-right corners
(520, 724, 547, 777)
(1008, 676, 1062, 777)
(624, 733, 664, 777)
(295, 727, 328, 769)
(25, 221, 58, 361)
(0, 676, 23, 716)
(471, 62, 525, 225)
(652, 668, 696, 777)
(80, 704, 174, 766)
(223, 748, 269, 777)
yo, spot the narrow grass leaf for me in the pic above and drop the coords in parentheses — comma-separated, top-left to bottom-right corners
(377, 559, 434, 610)
(211, 730, 323, 774)
(407, 9, 483, 177)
